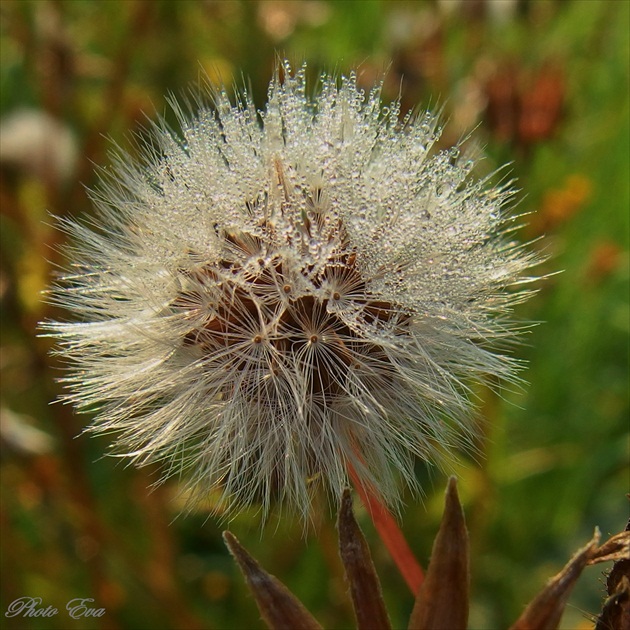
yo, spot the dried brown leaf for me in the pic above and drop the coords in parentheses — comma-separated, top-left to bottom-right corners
(408, 477, 469, 630)
(223, 531, 322, 630)
(509, 529, 601, 630)
(588, 531, 630, 566)
(338, 489, 392, 630)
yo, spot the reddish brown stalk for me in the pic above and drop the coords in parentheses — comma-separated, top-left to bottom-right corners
(347, 463, 424, 595)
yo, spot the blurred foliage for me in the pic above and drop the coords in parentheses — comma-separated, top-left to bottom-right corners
(0, 1, 628, 629)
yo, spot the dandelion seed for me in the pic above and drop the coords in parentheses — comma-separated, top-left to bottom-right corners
(41, 61, 539, 520)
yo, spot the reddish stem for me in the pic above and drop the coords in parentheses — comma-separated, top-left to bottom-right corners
(347, 464, 425, 595)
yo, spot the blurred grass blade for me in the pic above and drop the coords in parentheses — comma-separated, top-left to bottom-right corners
(508, 529, 601, 630)
(223, 531, 322, 630)
(338, 489, 392, 630)
(408, 477, 469, 630)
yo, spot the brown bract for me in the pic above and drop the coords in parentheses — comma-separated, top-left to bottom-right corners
(408, 477, 469, 629)
(223, 479, 630, 629)
(223, 531, 322, 630)
(338, 489, 392, 630)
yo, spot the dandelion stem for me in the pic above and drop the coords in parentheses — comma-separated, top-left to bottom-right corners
(347, 463, 425, 595)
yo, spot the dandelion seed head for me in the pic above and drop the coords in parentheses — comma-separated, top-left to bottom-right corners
(41, 61, 539, 520)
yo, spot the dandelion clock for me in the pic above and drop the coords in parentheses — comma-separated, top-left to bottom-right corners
(41, 61, 538, 523)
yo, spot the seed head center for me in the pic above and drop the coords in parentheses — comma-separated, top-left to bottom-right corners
(174, 233, 408, 400)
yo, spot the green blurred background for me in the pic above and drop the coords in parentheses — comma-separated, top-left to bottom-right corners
(0, 1, 628, 629)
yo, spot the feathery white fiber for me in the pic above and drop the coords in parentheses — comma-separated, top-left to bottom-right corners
(42, 62, 538, 520)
